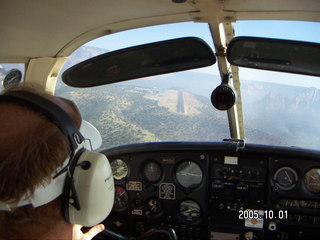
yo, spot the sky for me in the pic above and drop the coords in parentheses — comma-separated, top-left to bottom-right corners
(85, 20, 320, 88)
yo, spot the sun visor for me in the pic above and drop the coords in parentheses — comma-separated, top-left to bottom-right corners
(79, 120, 102, 150)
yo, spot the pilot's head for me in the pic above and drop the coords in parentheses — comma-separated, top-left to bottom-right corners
(0, 85, 114, 239)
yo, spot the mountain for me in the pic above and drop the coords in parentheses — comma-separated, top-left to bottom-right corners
(56, 46, 109, 89)
(241, 82, 320, 148)
(61, 46, 109, 71)
(58, 84, 230, 150)
(116, 76, 320, 149)
(118, 71, 221, 98)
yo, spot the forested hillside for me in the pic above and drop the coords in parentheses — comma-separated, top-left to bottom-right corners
(58, 85, 230, 149)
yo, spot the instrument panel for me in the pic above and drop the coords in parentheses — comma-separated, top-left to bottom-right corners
(99, 142, 320, 240)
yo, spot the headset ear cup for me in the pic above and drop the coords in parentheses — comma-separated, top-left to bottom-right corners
(62, 174, 74, 223)
(67, 151, 114, 226)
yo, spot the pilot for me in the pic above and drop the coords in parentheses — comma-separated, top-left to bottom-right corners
(0, 85, 107, 240)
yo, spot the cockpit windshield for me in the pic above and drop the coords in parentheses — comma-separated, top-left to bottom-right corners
(55, 20, 320, 150)
(234, 20, 320, 149)
(56, 22, 229, 150)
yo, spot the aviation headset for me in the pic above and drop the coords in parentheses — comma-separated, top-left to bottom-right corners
(0, 90, 114, 227)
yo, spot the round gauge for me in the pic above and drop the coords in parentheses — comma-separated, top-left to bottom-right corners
(2, 69, 22, 89)
(111, 159, 129, 181)
(147, 198, 163, 215)
(179, 200, 201, 222)
(304, 168, 320, 193)
(114, 186, 128, 210)
(273, 166, 298, 191)
(141, 161, 162, 183)
(107, 213, 129, 233)
(175, 160, 203, 189)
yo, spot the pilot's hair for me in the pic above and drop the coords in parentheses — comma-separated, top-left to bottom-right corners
(0, 85, 81, 237)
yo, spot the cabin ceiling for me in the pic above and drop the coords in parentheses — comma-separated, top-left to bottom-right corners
(0, 0, 319, 62)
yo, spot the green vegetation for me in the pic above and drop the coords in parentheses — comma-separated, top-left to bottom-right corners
(58, 84, 229, 150)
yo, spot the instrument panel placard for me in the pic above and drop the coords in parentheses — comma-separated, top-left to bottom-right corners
(159, 183, 176, 200)
(126, 181, 142, 191)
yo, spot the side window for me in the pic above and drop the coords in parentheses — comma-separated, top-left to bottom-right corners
(234, 20, 320, 149)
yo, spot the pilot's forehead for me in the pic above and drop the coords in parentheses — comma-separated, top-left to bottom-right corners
(54, 96, 82, 127)
(58, 97, 81, 117)
(46, 95, 80, 117)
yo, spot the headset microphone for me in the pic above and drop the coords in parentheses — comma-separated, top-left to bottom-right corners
(0, 90, 114, 227)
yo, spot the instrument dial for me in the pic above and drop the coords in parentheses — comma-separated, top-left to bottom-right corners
(273, 166, 298, 191)
(2, 69, 22, 89)
(147, 198, 162, 215)
(179, 200, 201, 223)
(175, 160, 203, 189)
(111, 159, 129, 181)
(141, 161, 162, 183)
(107, 213, 129, 233)
(304, 168, 320, 193)
(114, 186, 128, 210)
